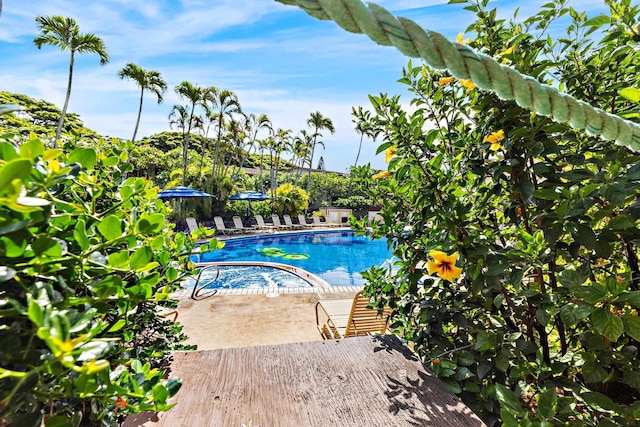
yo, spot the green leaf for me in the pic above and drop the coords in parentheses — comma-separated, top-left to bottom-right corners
(165, 377, 182, 397)
(97, 215, 122, 241)
(32, 237, 63, 258)
(68, 147, 97, 169)
(28, 300, 44, 327)
(607, 215, 636, 229)
(0, 158, 32, 193)
(102, 156, 119, 167)
(559, 302, 592, 325)
(136, 214, 165, 235)
(130, 246, 153, 271)
(580, 391, 614, 411)
(152, 383, 169, 402)
(619, 87, 640, 103)
(495, 384, 525, 416)
(108, 251, 130, 268)
(592, 307, 623, 342)
(73, 219, 90, 251)
(623, 369, 640, 392)
(537, 388, 558, 419)
(19, 138, 44, 161)
(582, 359, 608, 383)
(619, 291, 640, 307)
(558, 269, 588, 288)
(600, 181, 627, 206)
(622, 316, 640, 341)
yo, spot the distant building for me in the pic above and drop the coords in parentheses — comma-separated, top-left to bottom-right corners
(242, 166, 346, 177)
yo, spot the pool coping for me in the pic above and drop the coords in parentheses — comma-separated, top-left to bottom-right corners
(172, 284, 364, 298)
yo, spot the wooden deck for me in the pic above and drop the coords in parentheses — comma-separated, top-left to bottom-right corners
(125, 335, 485, 426)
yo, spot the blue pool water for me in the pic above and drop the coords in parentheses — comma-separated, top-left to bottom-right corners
(186, 265, 313, 290)
(191, 230, 392, 287)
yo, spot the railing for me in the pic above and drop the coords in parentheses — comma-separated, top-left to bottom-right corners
(191, 264, 221, 300)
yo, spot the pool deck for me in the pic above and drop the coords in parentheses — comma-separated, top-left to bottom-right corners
(124, 228, 486, 426)
(173, 286, 360, 351)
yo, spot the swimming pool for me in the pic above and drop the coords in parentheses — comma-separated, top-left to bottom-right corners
(191, 230, 392, 287)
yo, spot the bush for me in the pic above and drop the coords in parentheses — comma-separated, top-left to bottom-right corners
(0, 132, 208, 425)
(352, 1, 640, 425)
(272, 183, 308, 216)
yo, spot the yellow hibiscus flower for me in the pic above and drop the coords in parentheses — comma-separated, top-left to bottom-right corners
(483, 129, 506, 151)
(438, 76, 456, 85)
(456, 33, 471, 44)
(372, 171, 391, 180)
(427, 251, 462, 282)
(459, 79, 477, 91)
(385, 146, 396, 163)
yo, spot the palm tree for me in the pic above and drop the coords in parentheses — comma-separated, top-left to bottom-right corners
(268, 128, 292, 197)
(352, 106, 380, 168)
(174, 81, 205, 186)
(34, 16, 109, 145)
(118, 63, 167, 143)
(204, 88, 241, 177)
(231, 113, 272, 184)
(305, 111, 335, 193)
(292, 129, 312, 184)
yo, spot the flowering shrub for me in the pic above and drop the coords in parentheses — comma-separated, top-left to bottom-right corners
(352, 0, 640, 425)
(0, 131, 207, 425)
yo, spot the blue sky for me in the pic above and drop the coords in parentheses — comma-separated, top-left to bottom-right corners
(0, 0, 607, 172)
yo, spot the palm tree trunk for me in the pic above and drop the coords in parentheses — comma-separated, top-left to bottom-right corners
(212, 117, 224, 176)
(55, 50, 75, 146)
(132, 87, 144, 143)
(354, 133, 364, 168)
(305, 139, 316, 194)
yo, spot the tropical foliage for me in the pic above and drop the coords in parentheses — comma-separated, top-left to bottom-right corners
(273, 183, 309, 216)
(0, 122, 214, 424)
(352, 0, 640, 425)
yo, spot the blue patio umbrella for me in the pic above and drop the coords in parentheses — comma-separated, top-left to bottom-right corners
(158, 186, 215, 199)
(228, 191, 271, 217)
(228, 191, 271, 202)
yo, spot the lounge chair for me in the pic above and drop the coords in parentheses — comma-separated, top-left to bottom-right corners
(283, 214, 305, 230)
(213, 216, 241, 235)
(315, 291, 392, 339)
(232, 216, 259, 233)
(186, 217, 200, 234)
(254, 215, 276, 232)
(271, 215, 293, 230)
(297, 214, 317, 228)
(312, 215, 341, 228)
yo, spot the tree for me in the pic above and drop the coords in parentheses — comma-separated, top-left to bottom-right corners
(351, 1, 640, 425)
(268, 128, 292, 197)
(231, 113, 272, 184)
(173, 81, 205, 186)
(351, 106, 379, 168)
(305, 111, 334, 194)
(34, 16, 108, 145)
(292, 129, 312, 183)
(118, 63, 167, 143)
(205, 88, 241, 177)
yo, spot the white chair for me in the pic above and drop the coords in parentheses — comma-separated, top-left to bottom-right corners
(283, 214, 305, 230)
(232, 216, 259, 233)
(271, 215, 293, 230)
(213, 216, 241, 235)
(254, 215, 276, 232)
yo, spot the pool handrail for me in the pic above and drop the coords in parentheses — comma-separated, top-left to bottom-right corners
(192, 264, 221, 300)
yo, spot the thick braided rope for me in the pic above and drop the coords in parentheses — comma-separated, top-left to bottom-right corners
(275, 0, 640, 151)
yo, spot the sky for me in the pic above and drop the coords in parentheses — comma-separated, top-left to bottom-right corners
(0, 0, 608, 173)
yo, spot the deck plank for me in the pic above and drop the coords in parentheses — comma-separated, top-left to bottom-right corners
(126, 335, 485, 426)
